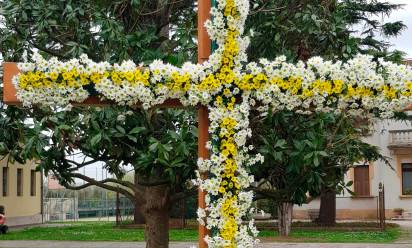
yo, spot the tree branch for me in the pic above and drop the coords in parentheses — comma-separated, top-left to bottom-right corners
(67, 173, 143, 201)
(249, 186, 288, 202)
(66, 158, 100, 171)
(71, 172, 136, 191)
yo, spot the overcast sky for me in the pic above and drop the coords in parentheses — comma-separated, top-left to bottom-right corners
(385, 0, 412, 57)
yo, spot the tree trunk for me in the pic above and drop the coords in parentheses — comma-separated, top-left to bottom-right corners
(134, 199, 145, 224)
(277, 202, 293, 236)
(318, 187, 336, 226)
(143, 184, 170, 248)
(134, 173, 145, 224)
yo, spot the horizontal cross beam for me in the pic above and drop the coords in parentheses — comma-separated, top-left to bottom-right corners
(3, 62, 184, 108)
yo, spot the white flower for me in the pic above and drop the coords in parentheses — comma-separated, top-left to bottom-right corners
(117, 114, 126, 122)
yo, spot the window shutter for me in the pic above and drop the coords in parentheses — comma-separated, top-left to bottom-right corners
(354, 165, 370, 196)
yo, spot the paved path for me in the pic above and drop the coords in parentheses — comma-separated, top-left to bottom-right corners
(1, 241, 412, 248)
(391, 221, 412, 244)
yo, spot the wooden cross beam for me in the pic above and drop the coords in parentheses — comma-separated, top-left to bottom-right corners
(3, 62, 184, 107)
(2, 0, 212, 247)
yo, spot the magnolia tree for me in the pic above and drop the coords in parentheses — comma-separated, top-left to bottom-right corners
(251, 111, 392, 235)
(246, 0, 407, 231)
(40, 108, 197, 245)
(6, 0, 412, 247)
(0, 0, 199, 228)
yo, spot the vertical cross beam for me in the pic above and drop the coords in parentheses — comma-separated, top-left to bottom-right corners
(197, 106, 209, 248)
(198, 0, 212, 64)
(3, 62, 19, 105)
(197, 0, 211, 247)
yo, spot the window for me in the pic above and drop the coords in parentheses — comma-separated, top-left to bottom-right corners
(17, 168, 23, 196)
(402, 163, 412, 195)
(2, 167, 8, 197)
(30, 170, 36, 196)
(354, 165, 370, 196)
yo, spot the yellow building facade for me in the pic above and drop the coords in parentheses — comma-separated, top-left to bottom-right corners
(0, 158, 42, 226)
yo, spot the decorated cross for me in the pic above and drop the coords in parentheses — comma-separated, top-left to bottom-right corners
(3, 0, 412, 247)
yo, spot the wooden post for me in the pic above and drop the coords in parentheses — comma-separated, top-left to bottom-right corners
(2, 62, 20, 105)
(198, 1, 211, 247)
(198, 0, 212, 64)
(198, 106, 209, 248)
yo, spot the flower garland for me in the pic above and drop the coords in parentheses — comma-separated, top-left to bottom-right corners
(12, 0, 412, 247)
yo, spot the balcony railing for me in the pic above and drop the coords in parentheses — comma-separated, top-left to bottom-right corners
(388, 129, 412, 148)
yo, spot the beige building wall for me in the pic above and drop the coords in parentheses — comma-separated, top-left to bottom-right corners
(295, 117, 412, 220)
(0, 158, 42, 226)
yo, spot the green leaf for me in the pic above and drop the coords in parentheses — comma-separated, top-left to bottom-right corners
(157, 158, 169, 166)
(91, 120, 100, 130)
(36, 141, 43, 155)
(275, 139, 286, 148)
(58, 124, 72, 130)
(149, 142, 158, 152)
(131, 0, 140, 7)
(127, 135, 137, 142)
(0, 143, 9, 154)
(169, 131, 180, 140)
(318, 151, 328, 157)
(129, 127, 145, 134)
(304, 152, 313, 161)
(347, 188, 355, 196)
(116, 125, 126, 134)
(313, 156, 320, 167)
(91, 133, 102, 146)
(163, 144, 173, 152)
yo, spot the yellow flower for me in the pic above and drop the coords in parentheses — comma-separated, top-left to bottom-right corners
(90, 73, 102, 84)
(124, 71, 134, 82)
(302, 88, 313, 98)
(333, 80, 343, 94)
(111, 72, 122, 85)
(49, 72, 58, 81)
(216, 96, 223, 106)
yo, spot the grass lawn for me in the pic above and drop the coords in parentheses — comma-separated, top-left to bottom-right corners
(0, 222, 196, 242)
(259, 228, 400, 243)
(0, 222, 400, 243)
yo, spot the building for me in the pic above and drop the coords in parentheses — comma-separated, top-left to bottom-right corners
(295, 117, 412, 220)
(0, 158, 42, 226)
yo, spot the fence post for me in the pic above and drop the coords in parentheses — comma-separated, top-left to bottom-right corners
(182, 199, 186, 229)
(116, 191, 120, 226)
(378, 183, 386, 230)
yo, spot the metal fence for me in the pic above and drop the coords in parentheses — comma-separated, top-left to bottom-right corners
(43, 198, 78, 222)
(43, 197, 134, 222)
